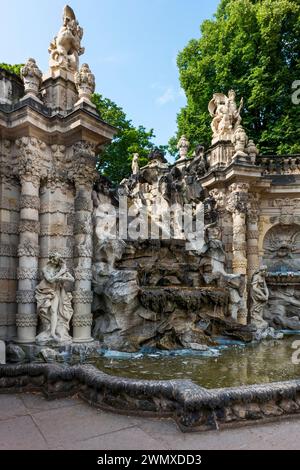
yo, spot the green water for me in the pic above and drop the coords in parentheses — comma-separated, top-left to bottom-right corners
(93, 336, 300, 389)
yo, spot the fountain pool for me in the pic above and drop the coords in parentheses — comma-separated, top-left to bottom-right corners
(92, 334, 300, 389)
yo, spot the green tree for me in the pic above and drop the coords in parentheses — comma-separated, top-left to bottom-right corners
(170, 0, 300, 156)
(0, 63, 23, 76)
(92, 93, 158, 184)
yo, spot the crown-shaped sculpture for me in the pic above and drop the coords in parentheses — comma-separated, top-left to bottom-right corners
(48, 5, 85, 73)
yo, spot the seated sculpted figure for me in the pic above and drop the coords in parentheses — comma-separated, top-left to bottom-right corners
(35, 253, 74, 344)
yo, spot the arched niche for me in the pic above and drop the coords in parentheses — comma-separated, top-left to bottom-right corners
(263, 223, 300, 274)
(262, 223, 300, 330)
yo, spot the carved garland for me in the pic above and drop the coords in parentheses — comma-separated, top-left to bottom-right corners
(16, 290, 36, 303)
(16, 314, 38, 327)
(72, 290, 94, 304)
(72, 315, 93, 327)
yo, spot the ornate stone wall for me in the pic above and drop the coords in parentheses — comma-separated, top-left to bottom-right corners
(0, 7, 116, 343)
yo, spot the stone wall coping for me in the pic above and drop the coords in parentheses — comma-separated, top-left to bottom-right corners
(1, 363, 300, 432)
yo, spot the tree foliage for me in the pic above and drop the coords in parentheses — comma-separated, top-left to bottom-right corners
(0, 63, 23, 76)
(92, 93, 158, 184)
(170, 0, 300, 156)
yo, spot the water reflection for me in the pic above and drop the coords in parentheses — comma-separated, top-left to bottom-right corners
(93, 336, 300, 389)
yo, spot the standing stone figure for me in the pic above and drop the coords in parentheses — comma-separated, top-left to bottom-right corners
(132, 153, 139, 175)
(208, 90, 243, 140)
(177, 135, 190, 161)
(35, 253, 75, 344)
(250, 266, 269, 329)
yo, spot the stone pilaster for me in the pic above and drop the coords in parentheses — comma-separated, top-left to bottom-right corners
(227, 183, 249, 276)
(0, 140, 19, 340)
(247, 194, 260, 280)
(226, 183, 249, 325)
(71, 141, 97, 343)
(15, 137, 44, 343)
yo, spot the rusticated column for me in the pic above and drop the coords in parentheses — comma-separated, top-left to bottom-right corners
(227, 183, 249, 275)
(15, 137, 44, 343)
(247, 194, 260, 280)
(71, 141, 97, 343)
(227, 182, 249, 325)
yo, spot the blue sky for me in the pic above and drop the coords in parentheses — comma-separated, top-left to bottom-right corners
(0, 0, 220, 148)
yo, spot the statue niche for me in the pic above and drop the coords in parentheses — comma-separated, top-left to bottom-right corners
(263, 224, 300, 330)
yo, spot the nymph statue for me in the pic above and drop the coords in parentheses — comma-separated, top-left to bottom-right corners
(250, 266, 269, 329)
(35, 253, 74, 344)
(201, 223, 246, 321)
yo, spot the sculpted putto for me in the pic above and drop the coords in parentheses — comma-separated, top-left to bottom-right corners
(208, 90, 243, 141)
(49, 5, 84, 73)
(35, 253, 74, 344)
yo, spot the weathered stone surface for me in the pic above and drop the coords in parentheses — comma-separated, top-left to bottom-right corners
(6, 344, 26, 363)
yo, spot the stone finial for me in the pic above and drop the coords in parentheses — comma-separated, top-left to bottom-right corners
(20, 58, 42, 100)
(48, 5, 84, 73)
(74, 63, 95, 103)
(132, 153, 139, 175)
(177, 135, 189, 161)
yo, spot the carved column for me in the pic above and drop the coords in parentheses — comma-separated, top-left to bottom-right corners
(227, 183, 249, 275)
(227, 183, 249, 324)
(71, 142, 96, 343)
(247, 194, 260, 280)
(15, 137, 44, 343)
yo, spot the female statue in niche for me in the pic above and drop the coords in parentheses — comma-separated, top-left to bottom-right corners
(35, 252, 74, 344)
(250, 266, 269, 329)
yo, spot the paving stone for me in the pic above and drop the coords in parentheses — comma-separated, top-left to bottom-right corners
(21, 392, 80, 412)
(31, 403, 138, 446)
(0, 394, 28, 420)
(0, 415, 47, 450)
(64, 426, 168, 450)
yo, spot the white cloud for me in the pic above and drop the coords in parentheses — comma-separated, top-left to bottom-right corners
(156, 87, 176, 106)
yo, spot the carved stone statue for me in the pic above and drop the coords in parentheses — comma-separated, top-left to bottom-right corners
(232, 125, 249, 161)
(35, 253, 74, 344)
(201, 223, 246, 321)
(74, 63, 95, 103)
(132, 153, 139, 175)
(49, 5, 84, 73)
(250, 266, 269, 329)
(208, 90, 243, 142)
(177, 135, 189, 161)
(20, 58, 42, 99)
(247, 139, 259, 164)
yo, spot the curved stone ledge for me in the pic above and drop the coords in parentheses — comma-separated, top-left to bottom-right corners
(1, 363, 300, 432)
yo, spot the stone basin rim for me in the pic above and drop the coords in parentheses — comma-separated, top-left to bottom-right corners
(1, 363, 300, 432)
